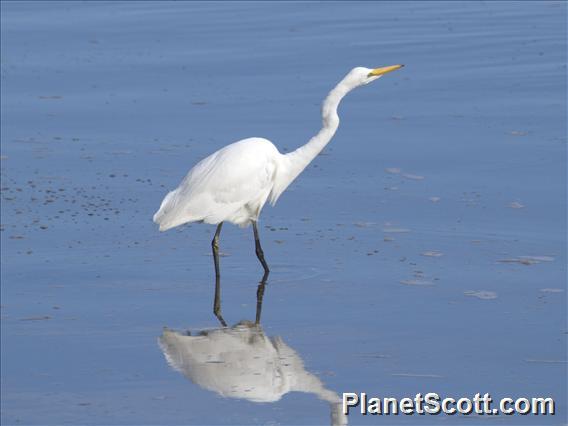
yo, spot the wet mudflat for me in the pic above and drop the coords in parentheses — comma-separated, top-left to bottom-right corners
(1, 2, 566, 425)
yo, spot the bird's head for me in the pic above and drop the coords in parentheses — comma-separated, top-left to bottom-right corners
(345, 65, 404, 88)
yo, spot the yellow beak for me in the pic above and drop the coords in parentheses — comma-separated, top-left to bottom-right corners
(368, 64, 404, 77)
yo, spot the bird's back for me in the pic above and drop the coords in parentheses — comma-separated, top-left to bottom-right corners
(153, 138, 281, 230)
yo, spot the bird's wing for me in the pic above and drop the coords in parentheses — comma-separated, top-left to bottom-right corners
(182, 144, 275, 200)
(171, 140, 277, 223)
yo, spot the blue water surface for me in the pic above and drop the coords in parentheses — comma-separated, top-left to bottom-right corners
(1, 2, 566, 425)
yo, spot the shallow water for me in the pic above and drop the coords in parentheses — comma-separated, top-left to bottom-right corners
(1, 2, 566, 425)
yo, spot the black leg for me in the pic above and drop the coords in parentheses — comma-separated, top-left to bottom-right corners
(255, 277, 267, 325)
(211, 222, 227, 327)
(252, 221, 270, 281)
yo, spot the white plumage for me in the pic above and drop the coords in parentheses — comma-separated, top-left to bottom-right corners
(153, 65, 404, 232)
(153, 65, 403, 284)
(153, 138, 280, 230)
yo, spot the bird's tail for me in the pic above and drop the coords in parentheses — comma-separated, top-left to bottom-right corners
(153, 189, 186, 231)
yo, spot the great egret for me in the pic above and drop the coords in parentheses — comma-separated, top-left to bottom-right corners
(153, 65, 404, 284)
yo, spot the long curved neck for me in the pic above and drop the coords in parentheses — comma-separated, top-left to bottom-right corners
(268, 78, 355, 205)
(285, 81, 351, 176)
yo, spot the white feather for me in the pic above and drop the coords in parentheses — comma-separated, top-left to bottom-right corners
(153, 66, 403, 231)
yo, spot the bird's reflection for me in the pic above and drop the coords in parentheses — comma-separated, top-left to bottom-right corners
(158, 281, 347, 426)
(213, 257, 268, 327)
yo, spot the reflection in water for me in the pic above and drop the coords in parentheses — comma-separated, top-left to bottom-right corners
(159, 322, 346, 425)
(159, 283, 347, 425)
(213, 264, 268, 327)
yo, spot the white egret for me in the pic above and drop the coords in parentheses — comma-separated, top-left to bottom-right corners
(153, 65, 404, 285)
